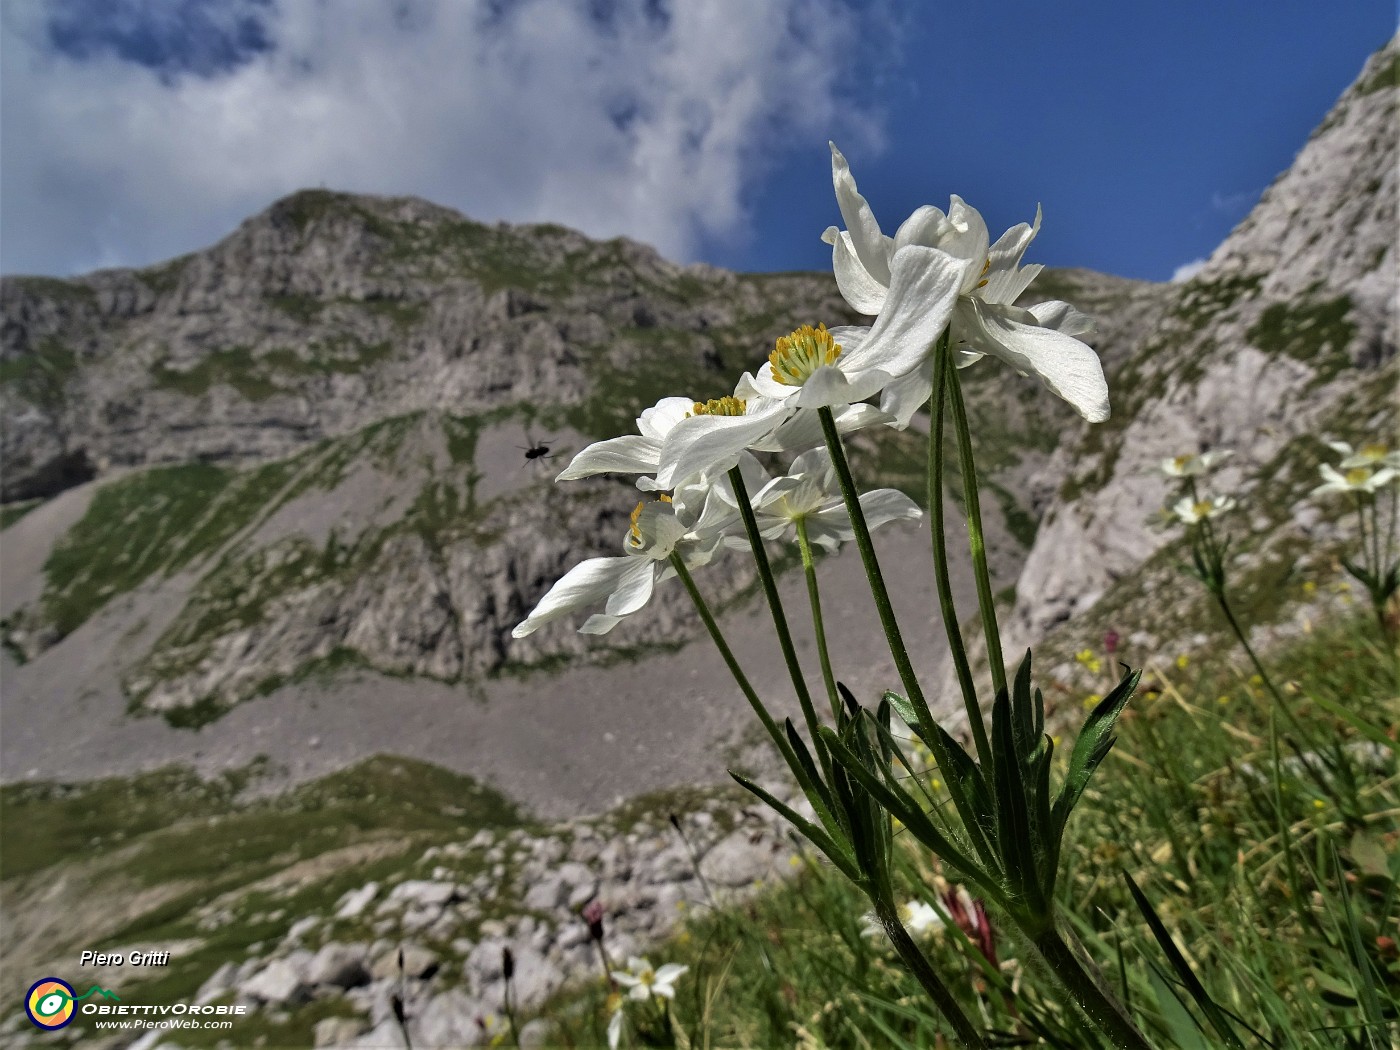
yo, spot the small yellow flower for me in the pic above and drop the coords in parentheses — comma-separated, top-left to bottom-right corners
(1082, 693, 1103, 710)
(1217, 695, 1230, 705)
(1313, 800, 1325, 811)
(789, 855, 802, 868)
(1176, 654, 1190, 670)
(929, 779, 942, 792)
(1302, 581, 1317, 595)
(1249, 674, 1263, 687)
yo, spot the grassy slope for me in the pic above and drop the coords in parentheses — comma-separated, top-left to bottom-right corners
(536, 614, 1399, 1048)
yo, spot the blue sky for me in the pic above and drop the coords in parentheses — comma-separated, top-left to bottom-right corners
(2, 1, 1394, 282)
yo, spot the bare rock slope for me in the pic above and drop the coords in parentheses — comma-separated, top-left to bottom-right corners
(1005, 39, 1398, 675)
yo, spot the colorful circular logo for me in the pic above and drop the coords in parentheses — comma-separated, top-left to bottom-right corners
(25, 978, 76, 1030)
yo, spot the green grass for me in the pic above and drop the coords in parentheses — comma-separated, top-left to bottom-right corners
(1356, 51, 1399, 96)
(152, 346, 281, 400)
(39, 459, 294, 639)
(0, 756, 528, 1043)
(1247, 296, 1356, 386)
(0, 338, 79, 409)
(153, 337, 396, 400)
(537, 615, 1399, 1048)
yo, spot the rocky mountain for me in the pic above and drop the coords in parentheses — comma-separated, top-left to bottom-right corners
(0, 178, 1151, 736)
(1003, 37, 1398, 684)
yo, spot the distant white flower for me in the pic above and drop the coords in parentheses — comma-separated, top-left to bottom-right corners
(511, 496, 723, 637)
(823, 143, 1108, 425)
(1172, 495, 1237, 524)
(1160, 450, 1233, 478)
(860, 899, 945, 940)
(1325, 440, 1400, 471)
(730, 447, 921, 551)
(1311, 463, 1397, 497)
(611, 957, 688, 1002)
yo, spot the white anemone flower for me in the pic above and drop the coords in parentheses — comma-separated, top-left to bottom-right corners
(823, 142, 1109, 425)
(1160, 449, 1234, 478)
(1326, 440, 1400, 471)
(653, 379, 892, 492)
(1172, 494, 1237, 524)
(610, 957, 688, 1002)
(555, 396, 696, 486)
(511, 496, 723, 638)
(728, 447, 921, 551)
(560, 390, 886, 494)
(1312, 463, 1398, 497)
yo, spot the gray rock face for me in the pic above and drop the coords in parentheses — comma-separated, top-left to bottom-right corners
(1, 164, 1076, 722)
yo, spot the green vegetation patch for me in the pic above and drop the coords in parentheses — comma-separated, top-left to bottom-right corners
(136, 256, 192, 296)
(1356, 50, 1400, 96)
(1247, 295, 1356, 384)
(0, 338, 79, 409)
(40, 459, 294, 639)
(153, 337, 396, 401)
(152, 346, 281, 400)
(1, 756, 528, 1036)
(7, 275, 98, 305)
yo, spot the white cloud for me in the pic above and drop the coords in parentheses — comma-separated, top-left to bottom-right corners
(1, 0, 890, 275)
(1171, 257, 1207, 283)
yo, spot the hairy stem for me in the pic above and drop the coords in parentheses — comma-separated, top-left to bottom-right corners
(876, 898, 989, 1049)
(1029, 921, 1152, 1050)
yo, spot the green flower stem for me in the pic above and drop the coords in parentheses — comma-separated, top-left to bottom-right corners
(928, 333, 994, 771)
(669, 554, 791, 765)
(1354, 495, 1374, 580)
(727, 467, 828, 768)
(816, 408, 926, 716)
(945, 352, 1008, 697)
(874, 898, 988, 1049)
(818, 407, 1001, 865)
(795, 517, 842, 723)
(1028, 921, 1151, 1050)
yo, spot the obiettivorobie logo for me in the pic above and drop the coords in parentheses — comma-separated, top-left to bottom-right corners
(25, 978, 120, 1030)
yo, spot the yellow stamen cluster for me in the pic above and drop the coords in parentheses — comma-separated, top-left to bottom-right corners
(1192, 500, 1212, 519)
(690, 396, 747, 417)
(628, 495, 672, 544)
(1360, 443, 1388, 460)
(1345, 467, 1372, 486)
(769, 323, 841, 386)
(1172, 454, 1192, 472)
(977, 255, 991, 289)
